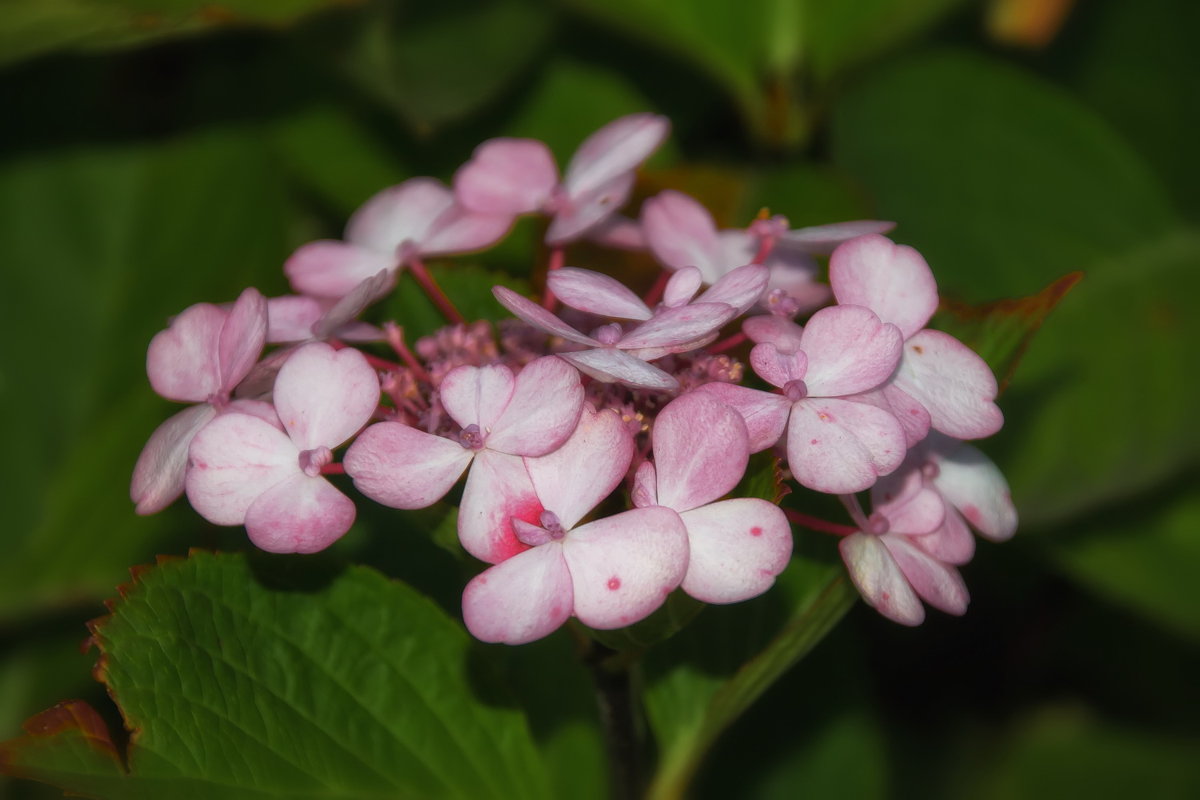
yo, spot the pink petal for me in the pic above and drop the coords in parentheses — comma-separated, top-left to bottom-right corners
(546, 173, 636, 245)
(749, 342, 808, 389)
(585, 214, 647, 250)
(693, 383, 790, 452)
(273, 343, 379, 451)
(870, 467, 945, 535)
(284, 240, 396, 299)
(929, 437, 1017, 541)
(487, 356, 585, 456)
(653, 393, 750, 511)
(458, 449, 541, 564)
(829, 234, 938, 339)
(882, 535, 969, 617)
(344, 422, 473, 509)
(218, 287, 268, 394)
(185, 412, 296, 525)
(563, 113, 669, 198)
(695, 264, 769, 314)
(266, 295, 324, 343)
(492, 286, 599, 346)
(462, 543, 573, 644)
(787, 397, 906, 494)
(662, 266, 704, 308)
(799, 305, 902, 398)
(871, 384, 932, 447)
(618, 303, 737, 350)
(419, 205, 514, 256)
(632, 460, 658, 508)
(439, 364, 516, 433)
(765, 262, 833, 313)
(911, 504, 976, 565)
(525, 406, 633, 530)
(131, 403, 218, 515)
(146, 302, 223, 402)
(244, 472, 356, 554)
(454, 138, 558, 215)
(559, 348, 678, 390)
(562, 507, 689, 629)
(641, 190, 722, 276)
(548, 267, 652, 321)
(311, 269, 394, 340)
(715, 231, 759, 282)
(894, 330, 1003, 440)
(840, 533, 925, 626)
(781, 221, 896, 253)
(742, 315, 805, 352)
(679, 499, 792, 604)
(345, 177, 454, 253)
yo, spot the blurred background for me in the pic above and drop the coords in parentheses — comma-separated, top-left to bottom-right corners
(1, 0, 1197, 797)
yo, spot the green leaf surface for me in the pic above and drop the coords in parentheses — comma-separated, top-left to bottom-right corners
(831, 50, 1199, 525)
(0, 129, 294, 621)
(2, 551, 554, 799)
(0, 0, 348, 67)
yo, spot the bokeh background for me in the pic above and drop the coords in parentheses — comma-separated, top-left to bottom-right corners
(1, 0, 1197, 797)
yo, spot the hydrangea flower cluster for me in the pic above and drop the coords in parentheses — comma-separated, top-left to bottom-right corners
(132, 113, 1017, 641)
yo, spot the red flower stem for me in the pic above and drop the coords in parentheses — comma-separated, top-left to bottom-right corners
(540, 246, 565, 311)
(784, 508, 857, 537)
(708, 331, 748, 354)
(642, 270, 670, 306)
(407, 256, 465, 324)
(361, 350, 404, 373)
(752, 235, 776, 265)
(384, 322, 432, 384)
(321, 463, 346, 476)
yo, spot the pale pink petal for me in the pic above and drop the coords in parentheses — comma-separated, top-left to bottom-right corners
(218, 287, 268, 394)
(765, 262, 833, 313)
(679, 499, 792, 604)
(929, 437, 1017, 541)
(829, 234, 937, 339)
(876, 384, 932, 447)
(787, 397, 906, 494)
(800, 305, 902, 397)
(641, 190, 722, 277)
(146, 303, 223, 402)
(781, 221, 896, 253)
(749, 342, 808, 389)
(840, 533, 925, 626)
(132, 403, 218, 515)
(185, 413, 296, 525)
(546, 172, 636, 245)
(345, 177, 454, 252)
(222, 398, 281, 428)
(492, 286, 599, 347)
(742, 315, 804, 352)
(694, 264, 768, 314)
(454, 138, 558, 215)
(715, 231, 758, 281)
(871, 468, 945, 535)
(274, 343, 380, 450)
(344, 422, 473, 509)
(244, 473, 356, 554)
(284, 240, 396, 299)
(586, 215, 647, 250)
(894, 330, 1003, 440)
(618, 303, 737, 350)
(882, 535, 969, 616)
(632, 460, 658, 508)
(911, 503, 976, 565)
(559, 348, 678, 390)
(458, 449, 542, 564)
(563, 113, 669, 197)
(526, 406, 633, 530)
(311, 269, 393, 340)
(661, 267, 703, 307)
(419, 205, 514, 256)
(439, 364, 515, 433)
(266, 295, 324, 343)
(693, 383, 790, 452)
(562, 507, 689, 629)
(620, 331, 720, 362)
(487, 356, 584, 456)
(653, 393, 750, 511)
(548, 267, 652, 321)
(462, 543, 573, 644)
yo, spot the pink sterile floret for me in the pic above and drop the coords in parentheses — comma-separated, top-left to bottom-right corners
(455, 113, 669, 246)
(633, 392, 792, 604)
(700, 304, 906, 494)
(185, 342, 380, 554)
(284, 177, 514, 299)
(829, 234, 1003, 440)
(344, 356, 585, 563)
(461, 406, 690, 645)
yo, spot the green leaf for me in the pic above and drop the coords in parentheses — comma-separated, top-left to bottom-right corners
(831, 51, 1199, 524)
(0, 0, 347, 67)
(0, 129, 294, 621)
(2, 551, 554, 799)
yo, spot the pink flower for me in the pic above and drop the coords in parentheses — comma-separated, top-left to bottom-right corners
(461, 406, 690, 644)
(633, 393, 792, 603)
(455, 113, 669, 245)
(829, 234, 1003, 439)
(185, 342, 380, 554)
(344, 356, 585, 563)
(284, 178, 513, 299)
